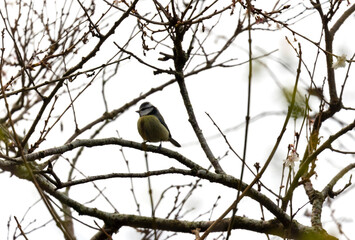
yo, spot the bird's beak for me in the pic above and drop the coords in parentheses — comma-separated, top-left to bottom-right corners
(136, 110, 140, 113)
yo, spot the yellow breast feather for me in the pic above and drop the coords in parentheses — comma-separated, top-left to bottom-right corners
(137, 115, 170, 142)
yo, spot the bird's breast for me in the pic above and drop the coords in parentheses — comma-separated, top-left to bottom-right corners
(137, 115, 170, 142)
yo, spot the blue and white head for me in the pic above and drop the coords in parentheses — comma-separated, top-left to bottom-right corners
(137, 102, 156, 117)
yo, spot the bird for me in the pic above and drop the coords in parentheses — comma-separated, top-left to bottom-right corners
(136, 102, 181, 147)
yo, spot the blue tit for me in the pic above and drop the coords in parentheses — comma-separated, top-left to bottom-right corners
(136, 102, 181, 147)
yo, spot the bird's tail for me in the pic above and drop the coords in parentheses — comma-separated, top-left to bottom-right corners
(169, 137, 181, 147)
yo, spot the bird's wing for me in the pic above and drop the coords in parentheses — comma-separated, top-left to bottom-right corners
(155, 110, 171, 134)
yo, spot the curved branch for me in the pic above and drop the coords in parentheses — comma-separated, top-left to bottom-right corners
(329, 4, 355, 37)
(1, 134, 339, 240)
(0, 136, 289, 224)
(57, 167, 193, 189)
(20, 138, 202, 171)
(22, 173, 341, 240)
(282, 119, 355, 209)
(322, 162, 355, 198)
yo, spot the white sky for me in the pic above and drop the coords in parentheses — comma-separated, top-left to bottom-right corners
(0, 1, 355, 239)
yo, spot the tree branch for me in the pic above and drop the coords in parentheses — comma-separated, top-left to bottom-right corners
(282, 119, 355, 209)
(329, 4, 355, 37)
(15, 173, 342, 240)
